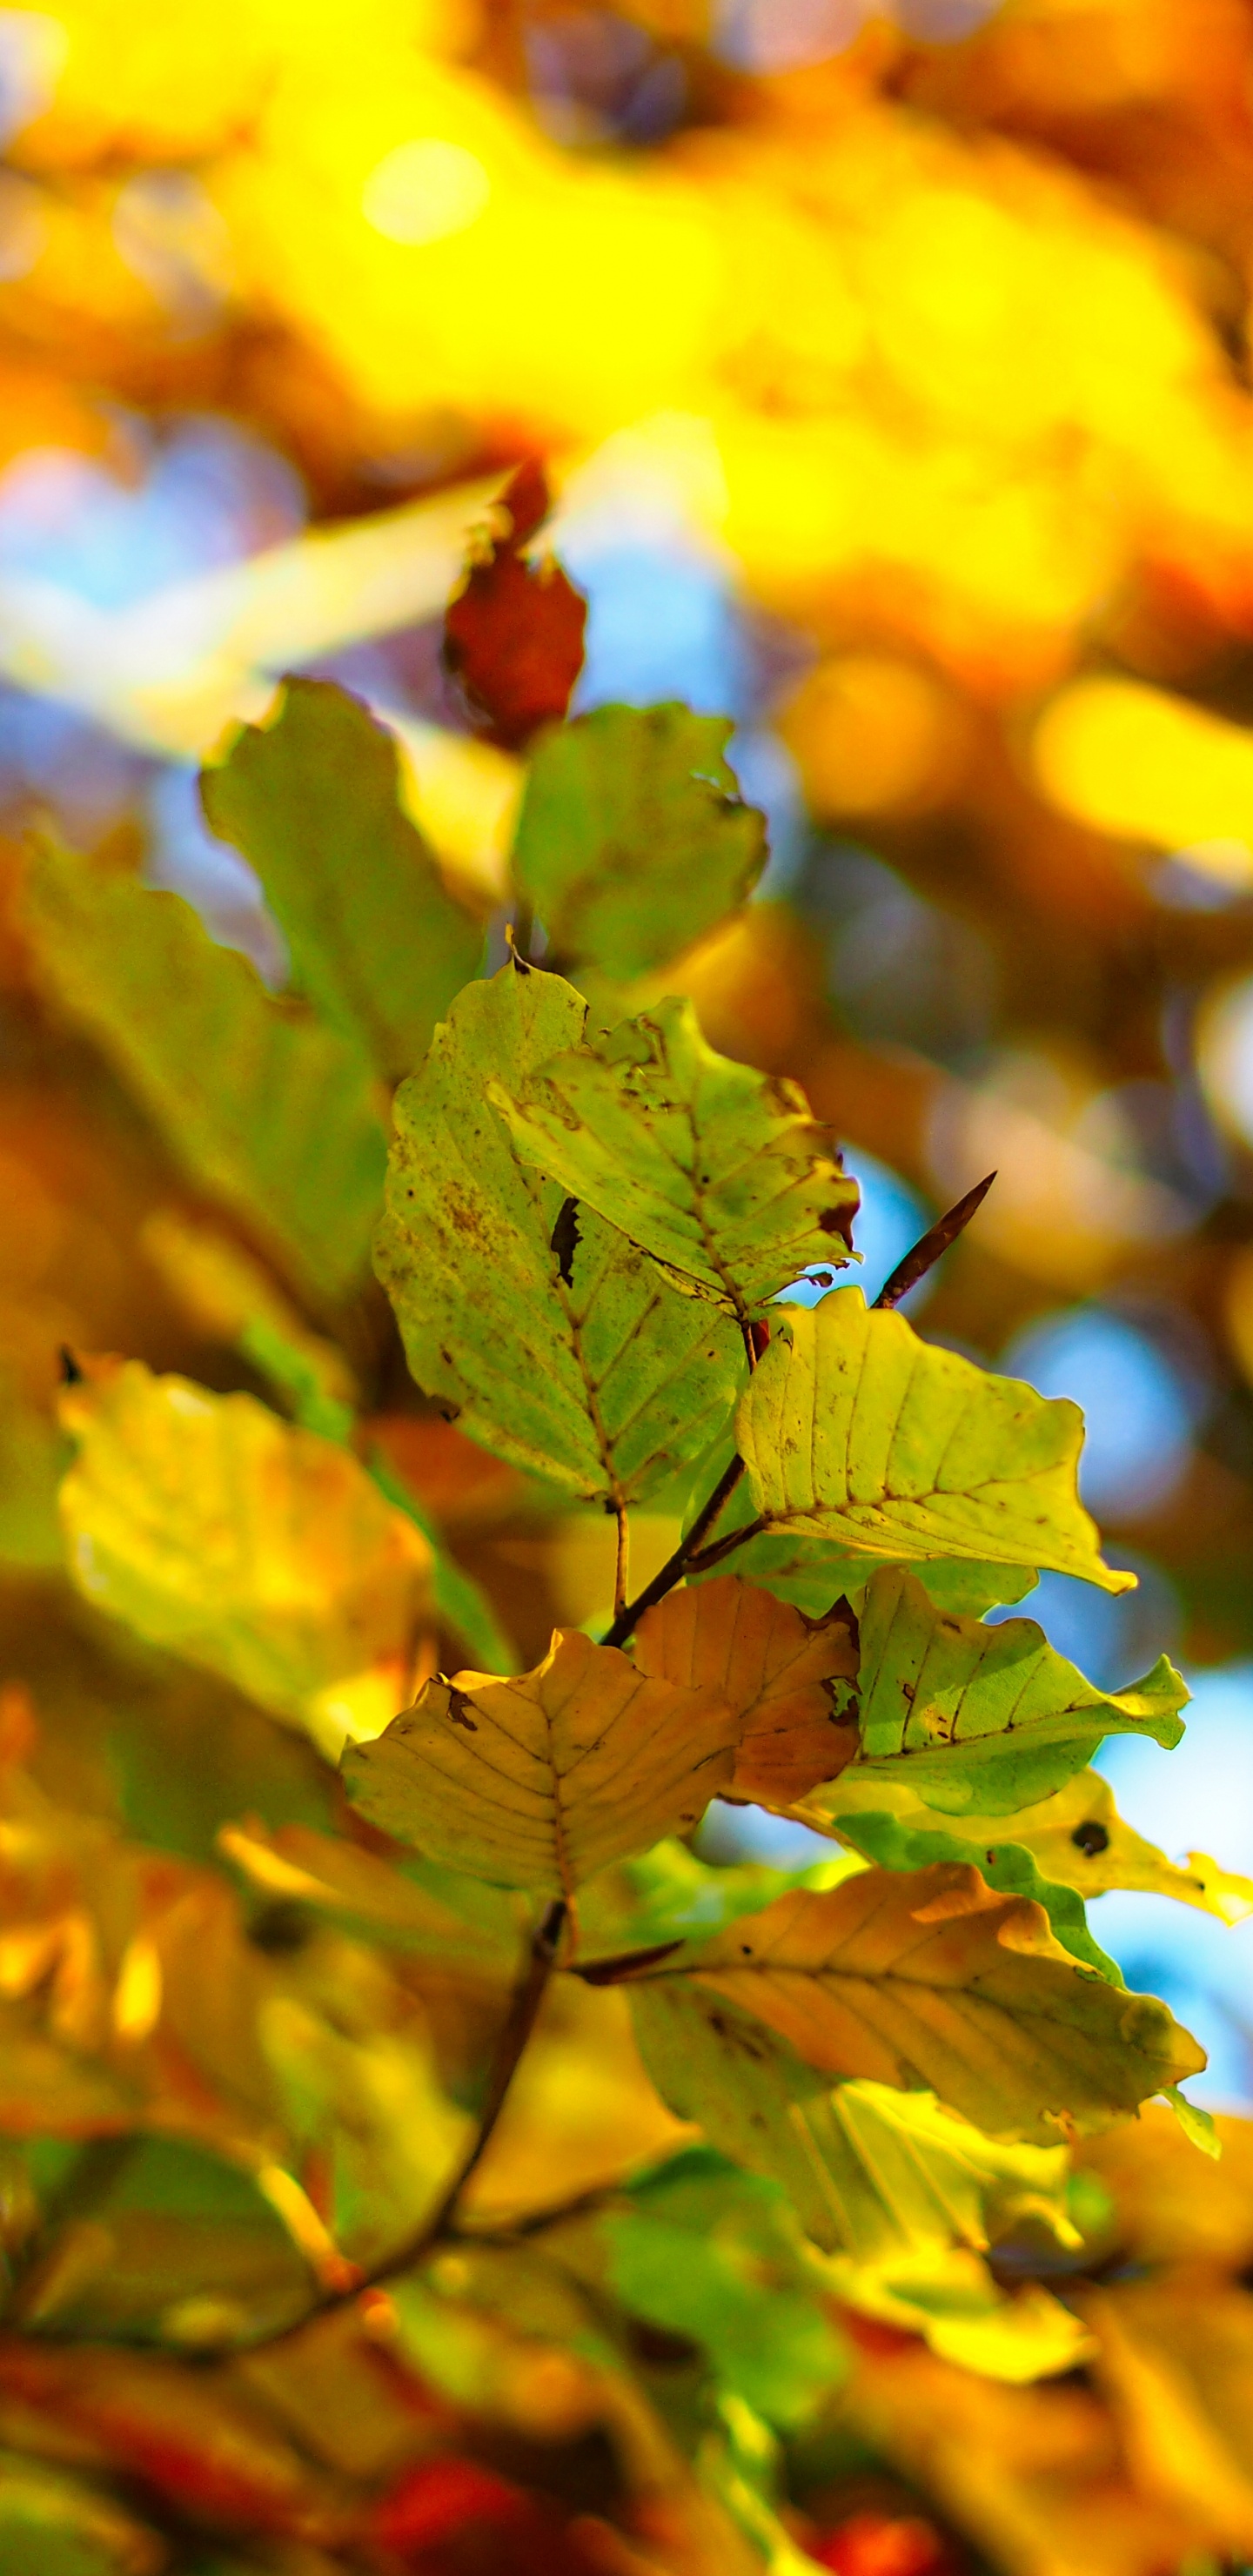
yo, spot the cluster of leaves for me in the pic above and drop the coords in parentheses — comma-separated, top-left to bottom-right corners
(3, 469, 1253, 2574)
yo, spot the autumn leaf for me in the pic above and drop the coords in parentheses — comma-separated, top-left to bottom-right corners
(374, 961, 746, 1505)
(621, 1862, 1204, 2143)
(846, 1566, 1186, 1814)
(341, 1627, 739, 1898)
(633, 1575, 859, 1804)
(512, 704, 767, 982)
(200, 677, 484, 1082)
(736, 1290, 1133, 1590)
(58, 1361, 432, 1758)
(489, 991, 859, 1325)
(874, 1767, 1253, 1925)
(444, 460, 587, 748)
(17, 840, 387, 1301)
(805, 1786, 1122, 1981)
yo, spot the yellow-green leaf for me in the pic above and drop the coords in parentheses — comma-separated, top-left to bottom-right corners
(511, 703, 767, 983)
(18, 840, 386, 1300)
(826, 2242, 1092, 2383)
(876, 1767, 1253, 1925)
(736, 1289, 1132, 1590)
(624, 1862, 1203, 2143)
(488, 991, 858, 1325)
(201, 677, 483, 1082)
(341, 1627, 738, 1897)
(634, 1574, 859, 1804)
(375, 960, 746, 1504)
(58, 1361, 432, 1760)
(848, 1566, 1186, 1814)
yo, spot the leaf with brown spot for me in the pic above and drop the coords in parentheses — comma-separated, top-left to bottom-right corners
(444, 461, 586, 749)
(633, 1574, 859, 1804)
(342, 1628, 739, 1900)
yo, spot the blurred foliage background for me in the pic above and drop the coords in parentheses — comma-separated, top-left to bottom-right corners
(7, 5, 1253, 2565)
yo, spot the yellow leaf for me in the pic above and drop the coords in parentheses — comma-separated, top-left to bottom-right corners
(737, 1290, 1133, 1592)
(814, 1767, 1253, 1926)
(58, 1360, 432, 1758)
(342, 1627, 738, 1897)
(633, 1574, 859, 1804)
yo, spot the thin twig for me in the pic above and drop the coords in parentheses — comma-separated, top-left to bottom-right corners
(613, 1503, 630, 1623)
(243, 1897, 566, 2353)
(874, 1172, 996, 1311)
(601, 1452, 746, 1649)
(684, 1514, 765, 1576)
(511, 900, 535, 967)
(416, 1895, 567, 2245)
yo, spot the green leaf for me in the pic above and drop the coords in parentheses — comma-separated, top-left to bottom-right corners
(623, 1861, 1204, 2145)
(375, 961, 746, 1503)
(736, 1289, 1133, 1591)
(0, 2452, 165, 2575)
(58, 1361, 432, 1759)
(487, 990, 858, 1325)
(847, 1566, 1186, 1815)
(512, 703, 767, 982)
(600, 2148, 845, 2425)
(201, 678, 483, 1082)
(342, 1627, 740, 1896)
(18, 840, 386, 1301)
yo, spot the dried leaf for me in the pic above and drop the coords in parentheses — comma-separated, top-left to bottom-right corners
(341, 1627, 738, 1898)
(737, 1291, 1133, 1591)
(58, 1362, 432, 1759)
(512, 704, 767, 982)
(488, 990, 859, 1325)
(634, 1575, 859, 1804)
(445, 461, 586, 749)
(201, 678, 483, 1083)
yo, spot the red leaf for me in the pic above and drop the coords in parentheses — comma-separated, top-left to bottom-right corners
(373, 2457, 531, 2553)
(807, 2512, 950, 2576)
(444, 461, 586, 748)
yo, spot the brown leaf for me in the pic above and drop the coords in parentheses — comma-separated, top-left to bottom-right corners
(633, 1574, 859, 1803)
(444, 461, 587, 748)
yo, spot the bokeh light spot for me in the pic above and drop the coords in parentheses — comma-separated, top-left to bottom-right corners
(1001, 1305, 1201, 1521)
(361, 138, 491, 249)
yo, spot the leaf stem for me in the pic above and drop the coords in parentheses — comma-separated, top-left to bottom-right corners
(601, 1452, 747, 1649)
(613, 1503, 630, 1623)
(511, 900, 535, 966)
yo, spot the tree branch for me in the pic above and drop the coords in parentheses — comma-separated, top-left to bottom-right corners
(243, 1896, 566, 2353)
